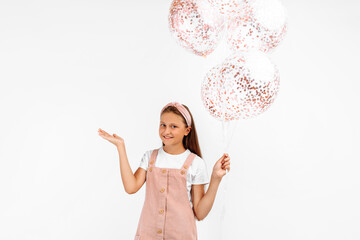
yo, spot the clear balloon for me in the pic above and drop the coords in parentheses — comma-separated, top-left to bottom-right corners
(227, 0, 288, 52)
(201, 50, 280, 121)
(168, 0, 225, 56)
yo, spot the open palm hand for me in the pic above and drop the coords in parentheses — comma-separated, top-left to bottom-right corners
(98, 128, 124, 147)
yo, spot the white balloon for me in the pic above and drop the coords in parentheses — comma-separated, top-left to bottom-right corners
(227, 0, 288, 52)
(168, 0, 225, 56)
(201, 50, 280, 121)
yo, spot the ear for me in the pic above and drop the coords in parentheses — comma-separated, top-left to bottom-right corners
(185, 126, 192, 136)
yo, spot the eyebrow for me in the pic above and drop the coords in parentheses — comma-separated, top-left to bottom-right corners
(160, 121, 178, 125)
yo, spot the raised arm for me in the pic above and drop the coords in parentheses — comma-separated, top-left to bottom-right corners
(98, 128, 146, 194)
(117, 142, 146, 194)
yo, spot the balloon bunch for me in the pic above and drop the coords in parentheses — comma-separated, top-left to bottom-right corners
(168, 0, 287, 121)
(169, 1, 287, 239)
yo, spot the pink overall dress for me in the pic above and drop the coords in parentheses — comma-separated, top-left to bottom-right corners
(134, 148, 198, 240)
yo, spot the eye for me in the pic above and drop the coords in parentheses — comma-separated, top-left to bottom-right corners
(171, 126, 177, 128)
(160, 124, 165, 127)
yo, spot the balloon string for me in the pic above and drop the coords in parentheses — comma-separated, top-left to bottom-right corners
(218, 123, 227, 240)
(220, 121, 229, 240)
(219, 39, 228, 237)
(213, 16, 236, 240)
(220, 119, 238, 240)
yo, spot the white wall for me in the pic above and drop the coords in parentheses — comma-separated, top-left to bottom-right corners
(0, 0, 359, 239)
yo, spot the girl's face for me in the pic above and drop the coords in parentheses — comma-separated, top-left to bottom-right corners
(159, 112, 191, 146)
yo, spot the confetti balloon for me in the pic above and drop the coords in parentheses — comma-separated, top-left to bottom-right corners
(227, 0, 288, 52)
(201, 50, 280, 121)
(208, 0, 243, 18)
(169, 0, 225, 56)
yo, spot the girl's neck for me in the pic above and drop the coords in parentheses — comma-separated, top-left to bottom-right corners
(163, 144, 187, 155)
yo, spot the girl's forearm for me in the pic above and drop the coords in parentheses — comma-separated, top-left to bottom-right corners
(194, 175, 222, 220)
(117, 142, 137, 194)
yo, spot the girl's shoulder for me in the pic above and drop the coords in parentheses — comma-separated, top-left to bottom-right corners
(189, 153, 210, 183)
(140, 149, 155, 161)
(191, 152, 202, 161)
(142, 147, 163, 160)
(188, 150, 203, 161)
(189, 152, 207, 169)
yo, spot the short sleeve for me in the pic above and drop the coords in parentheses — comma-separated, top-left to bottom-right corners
(139, 150, 152, 171)
(191, 156, 210, 185)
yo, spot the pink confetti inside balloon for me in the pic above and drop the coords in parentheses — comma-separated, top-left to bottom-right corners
(169, 0, 225, 56)
(227, 0, 288, 52)
(201, 50, 280, 121)
(208, 0, 243, 17)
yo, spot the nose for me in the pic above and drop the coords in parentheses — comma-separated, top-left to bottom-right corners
(163, 126, 172, 135)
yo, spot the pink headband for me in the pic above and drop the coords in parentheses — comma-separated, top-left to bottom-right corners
(160, 102, 192, 127)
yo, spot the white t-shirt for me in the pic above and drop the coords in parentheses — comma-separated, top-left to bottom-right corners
(139, 146, 210, 208)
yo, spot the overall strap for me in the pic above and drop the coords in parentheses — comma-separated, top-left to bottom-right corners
(181, 152, 196, 173)
(148, 148, 160, 169)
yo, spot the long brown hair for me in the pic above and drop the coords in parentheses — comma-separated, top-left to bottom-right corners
(161, 104, 202, 158)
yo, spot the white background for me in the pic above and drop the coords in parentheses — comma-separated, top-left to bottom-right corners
(1, 0, 359, 239)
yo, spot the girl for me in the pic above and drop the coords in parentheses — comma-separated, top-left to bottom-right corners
(98, 101, 231, 240)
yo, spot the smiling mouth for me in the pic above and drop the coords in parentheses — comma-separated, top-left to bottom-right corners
(164, 136, 173, 139)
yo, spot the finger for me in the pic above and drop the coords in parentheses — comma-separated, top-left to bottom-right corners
(222, 160, 230, 165)
(98, 129, 106, 134)
(222, 167, 228, 172)
(221, 164, 230, 170)
(222, 161, 230, 166)
(100, 131, 109, 136)
(223, 165, 230, 170)
(222, 163, 230, 168)
(220, 155, 227, 162)
(100, 131, 112, 138)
